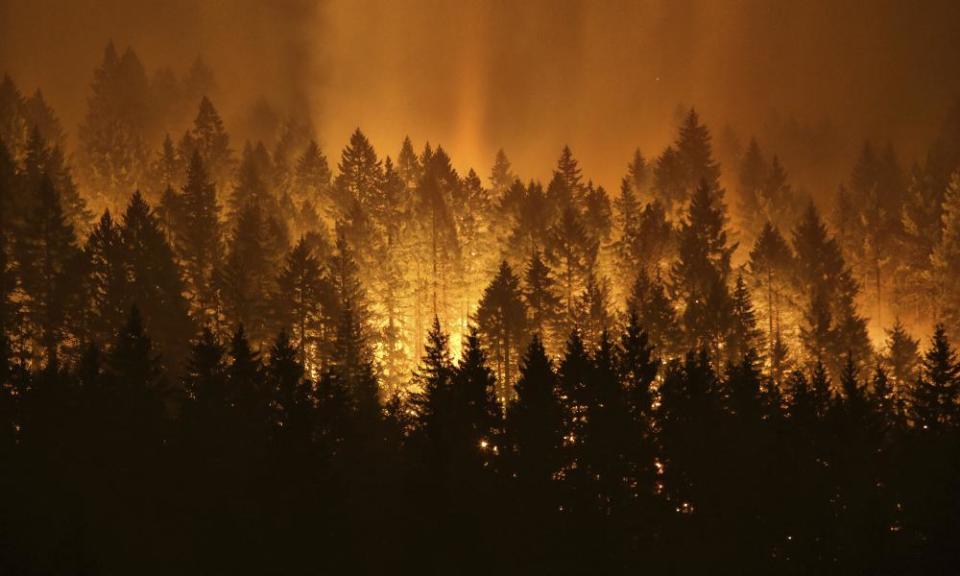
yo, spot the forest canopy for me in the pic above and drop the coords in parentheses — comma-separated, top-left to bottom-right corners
(1, 20, 960, 575)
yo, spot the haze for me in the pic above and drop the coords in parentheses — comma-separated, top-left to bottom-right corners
(3, 0, 959, 194)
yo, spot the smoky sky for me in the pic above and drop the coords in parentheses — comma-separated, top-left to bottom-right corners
(2, 0, 960, 192)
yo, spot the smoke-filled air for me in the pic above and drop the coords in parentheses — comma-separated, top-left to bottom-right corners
(1, 0, 960, 574)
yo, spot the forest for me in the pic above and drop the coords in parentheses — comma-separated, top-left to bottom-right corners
(0, 41, 959, 574)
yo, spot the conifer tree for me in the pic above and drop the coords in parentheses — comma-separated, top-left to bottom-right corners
(748, 222, 794, 358)
(489, 148, 516, 196)
(147, 134, 181, 200)
(15, 174, 80, 365)
(883, 320, 919, 417)
(333, 129, 383, 217)
(676, 109, 721, 196)
(506, 335, 563, 488)
(557, 330, 592, 463)
(555, 146, 585, 203)
(411, 316, 456, 449)
(451, 328, 502, 465)
(792, 202, 871, 375)
(522, 250, 562, 355)
(627, 148, 649, 198)
(119, 192, 193, 371)
(78, 43, 150, 207)
(327, 232, 377, 409)
(653, 146, 686, 218)
(83, 210, 128, 345)
(265, 330, 312, 434)
(671, 179, 736, 357)
(179, 96, 232, 189)
(626, 269, 679, 359)
(476, 260, 527, 401)
(726, 272, 762, 364)
(221, 200, 273, 346)
(573, 272, 614, 351)
(294, 140, 332, 218)
(913, 325, 960, 432)
(546, 205, 596, 333)
(932, 172, 960, 333)
(273, 238, 328, 374)
(617, 313, 660, 491)
(177, 152, 223, 327)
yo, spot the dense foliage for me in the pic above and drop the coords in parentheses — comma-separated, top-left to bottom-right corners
(1, 46, 960, 573)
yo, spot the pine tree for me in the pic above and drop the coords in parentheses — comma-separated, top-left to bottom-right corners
(555, 146, 585, 203)
(179, 96, 232, 190)
(522, 250, 562, 355)
(293, 140, 332, 218)
(396, 135, 422, 191)
(932, 172, 960, 334)
(327, 232, 377, 409)
(617, 312, 660, 449)
(452, 328, 502, 465)
(546, 204, 596, 334)
(229, 142, 275, 222)
(106, 305, 162, 392)
(792, 202, 871, 375)
(883, 320, 919, 418)
(582, 184, 613, 248)
(83, 210, 128, 345)
(476, 260, 527, 401)
(676, 109, 721, 196)
(626, 269, 679, 359)
(671, 179, 736, 358)
(506, 335, 563, 488)
(119, 192, 193, 371)
(177, 152, 223, 327)
(627, 148, 649, 198)
(573, 272, 613, 351)
(146, 134, 181, 201)
(737, 138, 767, 230)
(411, 316, 455, 448)
(0, 75, 28, 159)
(333, 129, 383, 217)
(19, 128, 89, 232)
(78, 43, 150, 207)
(15, 174, 80, 366)
(489, 148, 516, 196)
(557, 330, 592, 466)
(181, 327, 229, 418)
(273, 238, 328, 375)
(913, 325, 959, 432)
(726, 272, 762, 364)
(747, 223, 794, 360)
(653, 146, 686, 218)
(221, 200, 273, 346)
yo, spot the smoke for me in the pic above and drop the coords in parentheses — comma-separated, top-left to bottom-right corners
(2, 0, 960, 193)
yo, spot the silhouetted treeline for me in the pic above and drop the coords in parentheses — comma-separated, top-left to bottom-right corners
(1, 308, 959, 574)
(1, 46, 960, 573)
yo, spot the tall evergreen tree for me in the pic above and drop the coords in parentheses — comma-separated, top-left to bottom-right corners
(670, 179, 736, 359)
(913, 325, 960, 432)
(15, 174, 81, 365)
(179, 96, 232, 190)
(77, 43, 150, 207)
(626, 269, 679, 359)
(476, 261, 527, 401)
(119, 192, 193, 371)
(177, 151, 223, 327)
(273, 238, 329, 375)
(83, 210, 128, 345)
(748, 222, 794, 360)
(522, 250, 562, 355)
